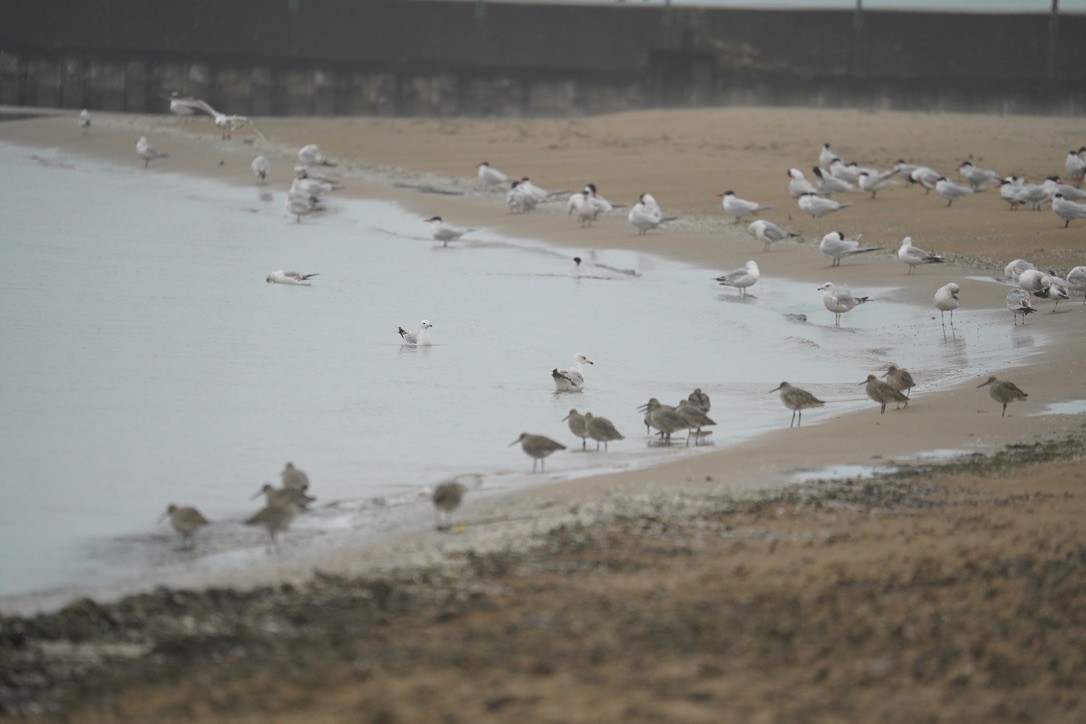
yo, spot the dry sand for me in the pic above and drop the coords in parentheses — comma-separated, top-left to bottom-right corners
(1, 107, 1085, 720)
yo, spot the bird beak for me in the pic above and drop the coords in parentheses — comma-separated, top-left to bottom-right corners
(250, 489, 264, 500)
(508, 439, 521, 447)
(157, 510, 169, 522)
(858, 379, 869, 386)
(977, 380, 991, 388)
(769, 384, 783, 393)
(561, 413, 570, 421)
(585, 359, 594, 365)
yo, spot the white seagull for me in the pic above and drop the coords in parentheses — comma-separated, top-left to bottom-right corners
(552, 353, 593, 392)
(897, 236, 944, 274)
(298, 144, 335, 166)
(168, 92, 203, 115)
(818, 282, 869, 327)
(819, 231, 877, 267)
(934, 283, 960, 325)
(748, 219, 799, 252)
(251, 155, 270, 184)
(935, 176, 977, 207)
(1036, 272, 1071, 311)
(1065, 266, 1086, 304)
(78, 109, 91, 135)
(478, 161, 509, 187)
(1052, 193, 1086, 228)
(798, 192, 850, 219)
(1004, 258, 1036, 281)
(1006, 289, 1035, 325)
(398, 320, 434, 346)
(186, 98, 265, 140)
(424, 216, 475, 246)
(136, 136, 167, 168)
(717, 191, 772, 224)
(715, 260, 760, 297)
(266, 270, 318, 286)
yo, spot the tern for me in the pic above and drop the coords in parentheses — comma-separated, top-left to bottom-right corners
(266, 270, 319, 286)
(478, 161, 509, 187)
(812, 166, 854, 195)
(552, 353, 593, 392)
(958, 161, 1001, 189)
(818, 282, 869, 327)
(1051, 193, 1086, 228)
(818, 143, 838, 169)
(627, 193, 676, 234)
(857, 168, 900, 199)
(78, 109, 91, 135)
(1065, 148, 1085, 186)
(999, 177, 1026, 208)
(819, 231, 877, 267)
(717, 191, 772, 224)
(934, 283, 960, 325)
(935, 176, 977, 207)
(788, 168, 818, 197)
(506, 180, 537, 213)
(136, 136, 167, 168)
(424, 216, 475, 246)
(748, 219, 799, 251)
(897, 236, 944, 274)
(901, 163, 942, 193)
(715, 260, 760, 297)
(798, 192, 850, 219)
(398, 320, 434, 346)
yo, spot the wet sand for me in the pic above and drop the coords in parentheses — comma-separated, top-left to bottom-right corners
(1, 107, 1084, 720)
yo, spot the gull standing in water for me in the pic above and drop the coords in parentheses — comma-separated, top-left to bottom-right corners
(897, 236, 944, 274)
(863, 374, 909, 414)
(1036, 271, 1071, 311)
(78, 109, 91, 135)
(562, 409, 589, 449)
(432, 481, 467, 531)
(160, 505, 210, 549)
(883, 364, 916, 398)
(717, 191, 772, 224)
(424, 216, 475, 246)
(266, 270, 318, 286)
(748, 219, 799, 252)
(477, 161, 509, 187)
(978, 376, 1028, 416)
(584, 412, 624, 452)
(552, 353, 593, 392)
(136, 136, 167, 168)
(509, 433, 566, 472)
(1006, 289, 1035, 325)
(715, 260, 760, 297)
(819, 231, 877, 267)
(934, 283, 960, 324)
(818, 282, 869, 327)
(398, 320, 434, 346)
(769, 382, 824, 428)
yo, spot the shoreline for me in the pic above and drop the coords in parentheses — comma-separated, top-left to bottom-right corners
(0, 109, 1084, 614)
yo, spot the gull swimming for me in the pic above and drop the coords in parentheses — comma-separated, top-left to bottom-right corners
(798, 192, 850, 220)
(934, 282, 960, 324)
(136, 136, 167, 168)
(897, 236, 944, 274)
(769, 381, 824, 428)
(935, 176, 977, 207)
(432, 481, 467, 531)
(424, 216, 475, 246)
(863, 374, 909, 414)
(78, 109, 91, 135)
(818, 282, 869, 327)
(748, 219, 799, 252)
(160, 504, 210, 549)
(883, 364, 916, 398)
(819, 231, 877, 267)
(478, 161, 510, 187)
(280, 462, 311, 491)
(718, 190, 772, 224)
(584, 412, 624, 452)
(1006, 288, 1036, 325)
(251, 155, 270, 184)
(562, 409, 589, 449)
(715, 260, 760, 297)
(266, 270, 318, 286)
(552, 353, 593, 392)
(398, 320, 434, 346)
(978, 376, 1028, 416)
(509, 433, 566, 472)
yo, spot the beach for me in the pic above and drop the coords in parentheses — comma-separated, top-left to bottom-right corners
(1, 107, 1085, 720)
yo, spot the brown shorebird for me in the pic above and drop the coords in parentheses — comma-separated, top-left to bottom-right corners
(280, 462, 310, 491)
(251, 483, 315, 511)
(687, 388, 711, 413)
(245, 503, 295, 553)
(883, 364, 916, 398)
(769, 381, 825, 428)
(863, 374, 909, 414)
(509, 433, 566, 472)
(432, 481, 467, 531)
(676, 399, 716, 446)
(160, 505, 210, 549)
(584, 413, 624, 452)
(978, 376, 1028, 416)
(562, 409, 589, 450)
(638, 398, 689, 445)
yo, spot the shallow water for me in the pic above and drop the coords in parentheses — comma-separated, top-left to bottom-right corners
(0, 142, 1049, 607)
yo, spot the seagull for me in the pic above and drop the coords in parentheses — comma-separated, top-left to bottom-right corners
(398, 320, 434, 346)
(715, 260, 760, 297)
(897, 236, 944, 274)
(819, 231, 877, 267)
(798, 192, 850, 219)
(717, 191, 772, 224)
(1017, 268, 1047, 296)
(627, 193, 676, 235)
(266, 270, 318, 286)
(748, 219, 799, 252)
(958, 161, 1001, 189)
(78, 109, 91, 135)
(978, 376, 1028, 417)
(811, 166, 854, 195)
(857, 168, 900, 199)
(424, 216, 475, 246)
(185, 98, 265, 140)
(1067, 266, 1086, 304)
(159, 504, 210, 549)
(1004, 258, 1036, 281)
(1036, 271, 1071, 311)
(1006, 288, 1036, 325)
(935, 176, 976, 207)
(136, 136, 167, 168)
(818, 282, 869, 327)
(251, 155, 270, 184)
(286, 191, 322, 223)
(1051, 193, 1086, 228)
(168, 92, 203, 115)
(788, 168, 819, 197)
(934, 283, 960, 325)
(769, 381, 825, 428)
(552, 353, 593, 392)
(477, 161, 509, 187)
(298, 143, 335, 166)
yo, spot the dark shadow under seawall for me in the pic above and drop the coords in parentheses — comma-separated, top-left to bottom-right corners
(1, 1, 1082, 116)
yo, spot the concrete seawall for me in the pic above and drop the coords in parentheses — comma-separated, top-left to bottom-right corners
(1, 1, 1082, 116)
